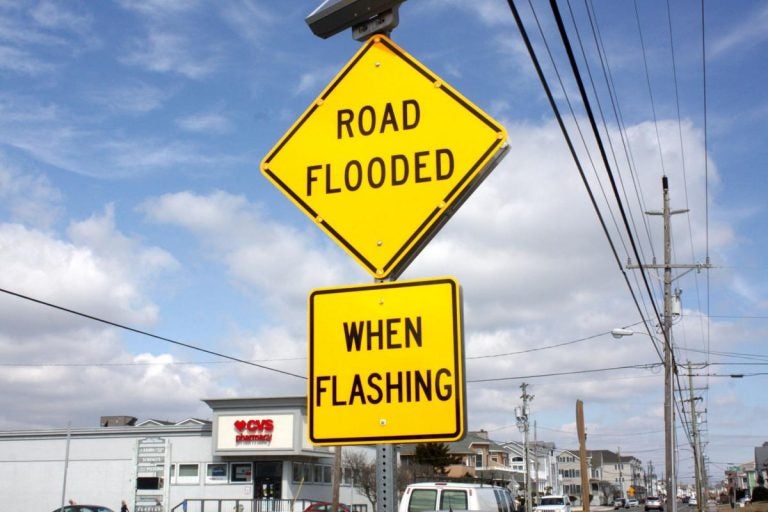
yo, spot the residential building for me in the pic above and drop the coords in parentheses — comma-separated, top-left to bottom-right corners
(399, 430, 518, 489)
(756, 442, 768, 483)
(505, 440, 561, 496)
(557, 449, 646, 506)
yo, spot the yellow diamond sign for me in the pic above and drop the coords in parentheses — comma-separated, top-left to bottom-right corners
(261, 34, 508, 278)
(308, 277, 465, 445)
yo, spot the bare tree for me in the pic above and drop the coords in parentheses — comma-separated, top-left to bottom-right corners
(344, 450, 378, 510)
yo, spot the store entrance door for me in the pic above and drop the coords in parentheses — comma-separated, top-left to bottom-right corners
(253, 461, 282, 500)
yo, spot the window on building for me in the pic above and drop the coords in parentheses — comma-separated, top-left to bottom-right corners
(206, 463, 228, 484)
(323, 465, 332, 484)
(293, 462, 303, 483)
(314, 464, 324, 483)
(303, 462, 313, 483)
(343, 467, 353, 485)
(177, 463, 200, 484)
(231, 463, 252, 483)
(475, 450, 483, 468)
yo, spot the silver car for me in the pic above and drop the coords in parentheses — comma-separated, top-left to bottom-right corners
(645, 497, 663, 512)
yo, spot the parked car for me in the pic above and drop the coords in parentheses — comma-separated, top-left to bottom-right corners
(534, 495, 572, 512)
(645, 497, 664, 512)
(399, 482, 516, 512)
(304, 503, 351, 512)
(52, 507, 115, 512)
(628, 499, 640, 507)
(614, 499, 629, 509)
(688, 496, 697, 507)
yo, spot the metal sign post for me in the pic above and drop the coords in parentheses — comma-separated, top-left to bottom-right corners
(376, 444, 397, 512)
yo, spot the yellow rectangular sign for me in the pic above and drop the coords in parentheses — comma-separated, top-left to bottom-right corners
(308, 277, 465, 445)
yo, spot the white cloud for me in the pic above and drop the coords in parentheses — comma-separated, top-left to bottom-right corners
(176, 112, 232, 134)
(0, 160, 63, 229)
(710, 3, 768, 58)
(99, 138, 217, 172)
(0, 222, 161, 332)
(421, 0, 512, 27)
(219, 0, 278, 45)
(117, 0, 200, 17)
(140, 190, 360, 322)
(295, 65, 339, 96)
(0, 332, 228, 429)
(90, 80, 175, 115)
(0, 43, 52, 74)
(0, 207, 210, 429)
(31, 2, 93, 34)
(67, 204, 179, 282)
(122, 29, 218, 79)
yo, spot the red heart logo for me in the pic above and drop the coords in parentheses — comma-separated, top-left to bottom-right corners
(234, 420, 246, 432)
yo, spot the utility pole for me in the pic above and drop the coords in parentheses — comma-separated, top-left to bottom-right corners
(628, 176, 710, 512)
(517, 383, 534, 512)
(618, 446, 624, 500)
(576, 400, 590, 512)
(647, 460, 654, 497)
(534, 421, 540, 495)
(687, 363, 704, 512)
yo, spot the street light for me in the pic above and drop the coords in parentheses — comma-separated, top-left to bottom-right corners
(610, 328, 635, 339)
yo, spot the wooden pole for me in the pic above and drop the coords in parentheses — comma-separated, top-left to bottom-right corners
(577, 401, 590, 512)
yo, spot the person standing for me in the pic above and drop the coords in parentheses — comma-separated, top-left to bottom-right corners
(121, 500, 129, 512)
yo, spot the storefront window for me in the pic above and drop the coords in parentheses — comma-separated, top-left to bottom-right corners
(206, 463, 228, 484)
(231, 462, 253, 483)
(178, 463, 200, 484)
(293, 462, 303, 483)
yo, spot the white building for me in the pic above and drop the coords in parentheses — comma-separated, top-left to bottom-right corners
(0, 396, 372, 512)
(504, 441, 561, 496)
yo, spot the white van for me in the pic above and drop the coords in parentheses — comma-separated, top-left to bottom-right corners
(399, 482, 517, 512)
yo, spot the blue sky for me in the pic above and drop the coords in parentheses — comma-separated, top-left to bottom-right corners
(1, 0, 767, 489)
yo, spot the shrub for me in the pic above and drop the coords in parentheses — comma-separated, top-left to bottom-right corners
(752, 486, 768, 502)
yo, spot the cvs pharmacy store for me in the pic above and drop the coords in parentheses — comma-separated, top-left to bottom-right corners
(0, 396, 371, 512)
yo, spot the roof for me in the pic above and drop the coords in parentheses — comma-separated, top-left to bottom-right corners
(399, 430, 508, 456)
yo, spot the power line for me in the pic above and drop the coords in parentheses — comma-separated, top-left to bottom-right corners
(466, 328, 615, 359)
(0, 286, 306, 380)
(505, 0, 664, 366)
(467, 362, 662, 383)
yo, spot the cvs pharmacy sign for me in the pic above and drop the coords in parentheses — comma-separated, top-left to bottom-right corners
(234, 418, 274, 443)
